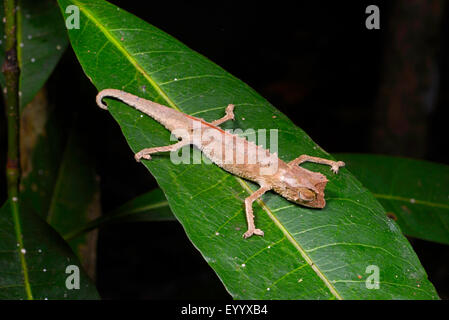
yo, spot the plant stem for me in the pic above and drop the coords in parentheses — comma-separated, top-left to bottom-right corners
(2, 0, 33, 300)
(2, 0, 20, 201)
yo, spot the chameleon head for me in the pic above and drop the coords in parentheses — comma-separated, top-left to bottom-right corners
(272, 166, 328, 208)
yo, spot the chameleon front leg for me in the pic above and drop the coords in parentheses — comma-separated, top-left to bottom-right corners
(243, 185, 271, 239)
(211, 104, 235, 126)
(289, 155, 345, 174)
(134, 140, 190, 162)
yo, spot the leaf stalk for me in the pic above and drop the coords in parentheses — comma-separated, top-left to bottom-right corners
(1, 0, 32, 300)
(2, 0, 20, 203)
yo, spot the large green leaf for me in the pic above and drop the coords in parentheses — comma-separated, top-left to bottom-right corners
(0, 200, 99, 299)
(59, 0, 438, 299)
(336, 154, 449, 245)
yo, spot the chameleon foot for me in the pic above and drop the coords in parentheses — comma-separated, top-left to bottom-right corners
(331, 161, 345, 174)
(243, 228, 264, 239)
(134, 152, 152, 162)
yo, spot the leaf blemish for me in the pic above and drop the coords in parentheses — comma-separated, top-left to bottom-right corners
(386, 212, 398, 221)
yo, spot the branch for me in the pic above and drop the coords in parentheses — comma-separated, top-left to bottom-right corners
(1, 0, 33, 300)
(2, 0, 20, 202)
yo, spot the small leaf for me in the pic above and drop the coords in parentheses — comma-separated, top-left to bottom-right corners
(59, 0, 439, 299)
(107, 188, 173, 222)
(335, 153, 449, 245)
(0, 0, 68, 108)
(0, 200, 100, 299)
(44, 121, 100, 269)
(64, 188, 173, 241)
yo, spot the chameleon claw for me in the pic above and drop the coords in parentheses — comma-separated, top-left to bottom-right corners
(134, 153, 152, 162)
(242, 228, 264, 239)
(331, 161, 345, 174)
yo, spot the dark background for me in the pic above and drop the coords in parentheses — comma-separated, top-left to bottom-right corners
(3, 0, 449, 299)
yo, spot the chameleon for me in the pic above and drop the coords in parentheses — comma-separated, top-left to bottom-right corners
(96, 89, 345, 238)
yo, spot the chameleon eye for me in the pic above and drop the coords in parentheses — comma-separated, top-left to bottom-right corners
(299, 189, 315, 202)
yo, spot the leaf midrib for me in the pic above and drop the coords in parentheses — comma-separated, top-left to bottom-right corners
(373, 193, 449, 210)
(46, 138, 70, 225)
(76, 0, 342, 300)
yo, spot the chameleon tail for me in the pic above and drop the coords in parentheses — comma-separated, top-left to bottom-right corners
(96, 89, 144, 111)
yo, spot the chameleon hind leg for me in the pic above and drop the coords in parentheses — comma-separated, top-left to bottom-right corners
(134, 140, 190, 162)
(211, 104, 235, 126)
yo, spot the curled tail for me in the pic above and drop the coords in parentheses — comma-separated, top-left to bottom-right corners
(96, 89, 144, 110)
(95, 89, 185, 132)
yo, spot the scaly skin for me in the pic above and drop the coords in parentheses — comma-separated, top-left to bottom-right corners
(96, 89, 345, 238)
